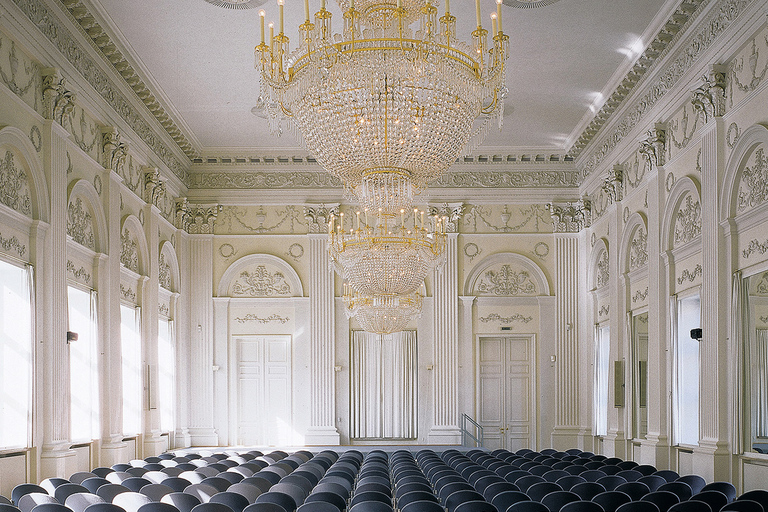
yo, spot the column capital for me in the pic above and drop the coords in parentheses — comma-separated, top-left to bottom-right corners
(639, 124, 667, 168)
(143, 167, 167, 209)
(303, 204, 339, 234)
(601, 165, 624, 204)
(546, 199, 591, 233)
(41, 67, 75, 125)
(102, 127, 128, 174)
(175, 198, 222, 234)
(429, 203, 465, 233)
(691, 65, 727, 122)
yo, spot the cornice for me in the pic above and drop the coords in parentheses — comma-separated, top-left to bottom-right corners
(569, 0, 710, 160)
(8, 0, 191, 182)
(191, 152, 575, 166)
(576, 0, 754, 178)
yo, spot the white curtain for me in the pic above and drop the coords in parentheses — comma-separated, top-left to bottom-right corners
(121, 304, 142, 436)
(594, 325, 610, 437)
(731, 271, 747, 452)
(158, 318, 175, 432)
(351, 330, 417, 439)
(68, 286, 100, 441)
(754, 329, 768, 438)
(669, 297, 681, 444)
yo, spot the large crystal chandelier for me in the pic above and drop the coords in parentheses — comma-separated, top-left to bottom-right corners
(255, 0, 508, 333)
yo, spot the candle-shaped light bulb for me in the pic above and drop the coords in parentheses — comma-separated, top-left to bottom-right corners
(269, 22, 274, 50)
(414, 208, 419, 230)
(304, 0, 310, 21)
(491, 13, 497, 37)
(278, 0, 284, 34)
(475, 0, 481, 27)
(445, 0, 450, 14)
(328, 219, 332, 235)
(356, 211, 360, 231)
(259, 10, 266, 44)
(364, 208, 369, 227)
(421, 211, 425, 229)
(497, 0, 503, 33)
(321, 0, 326, 9)
(400, 209, 405, 228)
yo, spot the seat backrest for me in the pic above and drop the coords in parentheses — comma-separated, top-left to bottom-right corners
(452, 501, 496, 512)
(596, 476, 628, 492)
(614, 502, 661, 512)
(526, 482, 562, 502)
(112, 492, 153, 512)
(691, 491, 729, 511)
(738, 491, 768, 510)
(54, 485, 90, 504)
(637, 476, 666, 493)
(506, 501, 550, 512)
(541, 491, 580, 512)
(136, 503, 180, 512)
(83, 503, 127, 512)
(489, 491, 531, 512)
(64, 493, 105, 512)
(191, 502, 239, 512)
(667, 501, 712, 512)
(615, 482, 651, 501)
(722, 500, 764, 512)
(701, 482, 737, 503)
(570, 483, 606, 502)
(255, 491, 297, 512)
(592, 491, 632, 512)
(162, 492, 202, 512)
(210, 492, 250, 512)
(657, 483, 693, 502)
(17, 494, 56, 512)
(140, 484, 175, 501)
(12, 485, 47, 506)
(296, 503, 340, 512)
(640, 491, 681, 512)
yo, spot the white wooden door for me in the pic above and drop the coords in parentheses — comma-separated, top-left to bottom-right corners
(235, 336, 291, 446)
(478, 336, 536, 451)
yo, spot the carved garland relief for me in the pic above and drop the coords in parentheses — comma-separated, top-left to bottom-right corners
(629, 227, 649, 271)
(159, 252, 172, 290)
(596, 251, 609, 289)
(120, 229, 139, 273)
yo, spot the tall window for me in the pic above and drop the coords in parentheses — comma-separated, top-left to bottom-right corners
(68, 286, 99, 441)
(673, 293, 701, 446)
(0, 260, 32, 449)
(121, 304, 142, 436)
(750, 329, 768, 450)
(594, 324, 610, 437)
(157, 317, 175, 432)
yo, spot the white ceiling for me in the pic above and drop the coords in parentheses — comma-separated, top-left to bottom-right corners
(91, 0, 675, 155)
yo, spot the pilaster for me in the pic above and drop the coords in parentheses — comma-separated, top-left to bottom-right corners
(142, 203, 163, 456)
(695, 116, 731, 480)
(429, 204, 462, 443)
(304, 205, 340, 444)
(39, 117, 76, 478)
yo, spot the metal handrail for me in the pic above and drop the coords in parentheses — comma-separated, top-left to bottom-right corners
(460, 413, 484, 448)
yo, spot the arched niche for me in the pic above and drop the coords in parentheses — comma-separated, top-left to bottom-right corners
(218, 253, 304, 298)
(589, 238, 610, 291)
(620, 213, 649, 275)
(159, 241, 180, 293)
(464, 252, 551, 297)
(661, 176, 702, 253)
(0, 126, 49, 222)
(720, 123, 768, 222)
(67, 179, 107, 254)
(120, 215, 149, 276)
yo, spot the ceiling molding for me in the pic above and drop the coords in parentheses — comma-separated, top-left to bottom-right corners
(568, 0, 710, 159)
(576, 0, 754, 180)
(58, 0, 199, 160)
(192, 152, 575, 166)
(8, 0, 191, 182)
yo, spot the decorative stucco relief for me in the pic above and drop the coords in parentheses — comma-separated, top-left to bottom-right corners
(0, 36, 41, 113)
(632, 287, 649, 303)
(596, 251, 609, 289)
(479, 313, 534, 324)
(12, 0, 189, 181)
(475, 265, 537, 296)
(0, 231, 27, 258)
(755, 272, 768, 295)
(678, 264, 703, 284)
(0, 150, 32, 217)
(743, 238, 768, 259)
(231, 266, 292, 297)
(737, 146, 768, 213)
(668, 102, 701, 154)
(599, 305, 610, 317)
(629, 227, 649, 271)
(729, 30, 768, 106)
(218, 205, 306, 234)
(674, 195, 702, 247)
(66, 260, 91, 284)
(234, 314, 290, 324)
(578, 0, 746, 176)
(463, 204, 552, 233)
(120, 284, 136, 302)
(159, 252, 172, 290)
(67, 197, 95, 250)
(623, 151, 648, 190)
(120, 229, 139, 273)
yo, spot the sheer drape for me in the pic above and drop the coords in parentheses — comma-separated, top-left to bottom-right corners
(351, 330, 417, 439)
(731, 271, 747, 452)
(68, 286, 100, 441)
(594, 325, 610, 437)
(158, 318, 175, 432)
(754, 329, 768, 438)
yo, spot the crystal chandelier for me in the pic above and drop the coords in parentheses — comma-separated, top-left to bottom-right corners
(255, 0, 508, 333)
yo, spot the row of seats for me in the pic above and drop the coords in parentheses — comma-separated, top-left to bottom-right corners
(0, 448, 766, 512)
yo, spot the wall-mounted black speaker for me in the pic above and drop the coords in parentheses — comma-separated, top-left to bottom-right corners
(67, 331, 78, 343)
(690, 328, 702, 341)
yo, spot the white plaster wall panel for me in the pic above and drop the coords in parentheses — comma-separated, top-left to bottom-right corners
(727, 23, 768, 113)
(0, 220, 30, 262)
(460, 236, 555, 291)
(0, 29, 42, 115)
(743, 460, 768, 491)
(0, 452, 27, 498)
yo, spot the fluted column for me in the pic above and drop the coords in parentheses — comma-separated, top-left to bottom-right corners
(429, 204, 463, 443)
(39, 117, 75, 478)
(694, 115, 731, 480)
(304, 205, 340, 444)
(143, 203, 162, 456)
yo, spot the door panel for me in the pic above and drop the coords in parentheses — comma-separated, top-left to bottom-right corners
(478, 336, 536, 451)
(235, 336, 291, 446)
